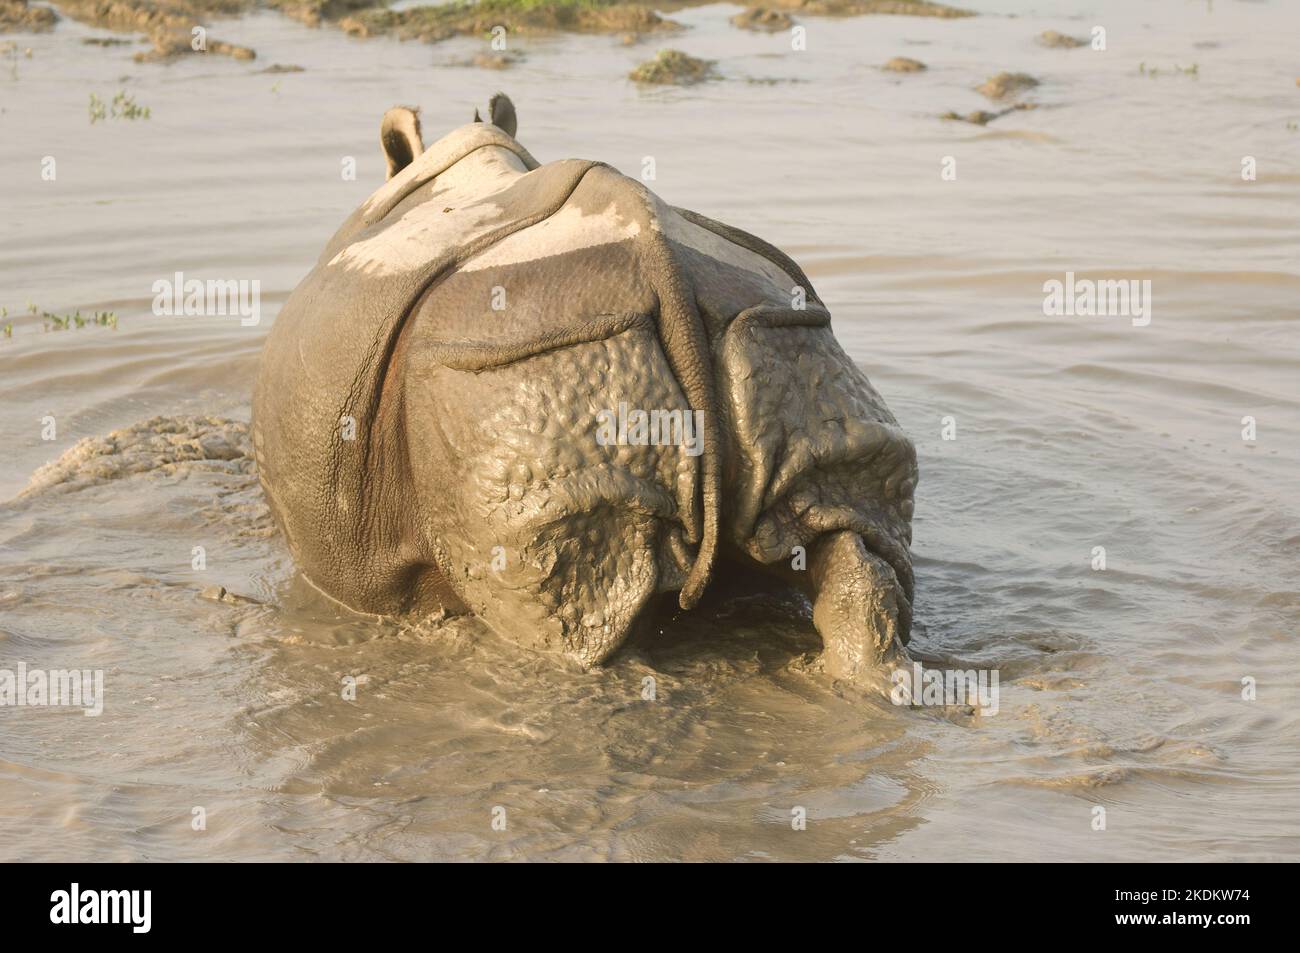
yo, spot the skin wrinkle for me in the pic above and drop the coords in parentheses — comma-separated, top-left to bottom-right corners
(427, 311, 653, 372)
(763, 423, 901, 511)
(719, 304, 832, 543)
(500, 464, 679, 536)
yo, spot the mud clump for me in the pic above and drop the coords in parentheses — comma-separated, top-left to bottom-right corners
(629, 48, 717, 86)
(976, 71, 1039, 100)
(0, 0, 57, 31)
(17, 416, 253, 499)
(940, 102, 1037, 126)
(1038, 30, 1084, 48)
(342, 0, 681, 45)
(940, 109, 994, 126)
(882, 56, 926, 72)
(731, 7, 793, 32)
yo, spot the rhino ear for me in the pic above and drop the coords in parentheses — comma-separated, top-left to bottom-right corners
(488, 92, 517, 137)
(380, 106, 424, 180)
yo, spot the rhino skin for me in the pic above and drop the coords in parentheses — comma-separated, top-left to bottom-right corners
(252, 94, 918, 684)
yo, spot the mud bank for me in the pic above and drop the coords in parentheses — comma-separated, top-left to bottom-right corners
(0, 0, 57, 31)
(17, 0, 972, 66)
(341, 0, 969, 45)
(339, 0, 679, 45)
(28, 0, 255, 61)
(730, 7, 793, 33)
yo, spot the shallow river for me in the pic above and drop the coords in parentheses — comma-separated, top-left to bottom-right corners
(1, 0, 1298, 860)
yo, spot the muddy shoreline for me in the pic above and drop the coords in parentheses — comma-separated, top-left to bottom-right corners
(3, 0, 973, 65)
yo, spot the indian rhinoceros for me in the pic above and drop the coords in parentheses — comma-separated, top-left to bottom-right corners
(252, 93, 918, 684)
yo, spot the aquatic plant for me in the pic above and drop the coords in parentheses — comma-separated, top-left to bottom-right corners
(1138, 62, 1199, 78)
(89, 90, 151, 124)
(39, 309, 118, 332)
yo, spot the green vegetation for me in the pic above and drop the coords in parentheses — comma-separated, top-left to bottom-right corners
(0, 303, 119, 338)
(40, 309, 118, 332)
(1138, 62, 1199, 78)
(89, 90, 151, 124)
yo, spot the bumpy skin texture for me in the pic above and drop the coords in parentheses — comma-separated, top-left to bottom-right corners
(252, 98, 918, 680)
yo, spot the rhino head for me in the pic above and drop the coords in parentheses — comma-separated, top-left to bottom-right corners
(252, 94, 917, 685)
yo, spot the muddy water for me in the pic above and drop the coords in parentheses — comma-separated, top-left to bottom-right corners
(2, 0, 1298, 861)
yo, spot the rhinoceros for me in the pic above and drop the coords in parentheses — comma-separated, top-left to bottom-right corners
(252, 94, 918, 684)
